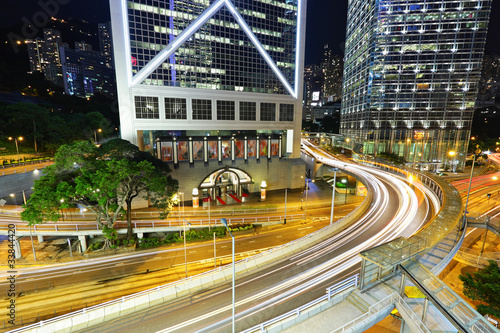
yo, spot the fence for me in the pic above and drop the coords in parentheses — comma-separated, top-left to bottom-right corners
(240, 275, 359, 333)
(0, 214, 307, 235)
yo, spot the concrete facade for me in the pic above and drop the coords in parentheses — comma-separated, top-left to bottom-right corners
(170, 157, 305, 200)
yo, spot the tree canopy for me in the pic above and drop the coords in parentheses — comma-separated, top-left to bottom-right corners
(22, 139, 178, 246)
(459, 260, 500, 318)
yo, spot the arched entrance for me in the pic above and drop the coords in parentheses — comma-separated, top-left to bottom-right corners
(198, 166, 254, 205)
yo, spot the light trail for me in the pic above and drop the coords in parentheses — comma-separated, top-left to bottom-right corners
(154, 140, 436, 332)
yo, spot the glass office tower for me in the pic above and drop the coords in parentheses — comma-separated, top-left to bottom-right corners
(110, 0, 305, 156)
(110, 0, 307, 197)
(341, 0, 492, 171)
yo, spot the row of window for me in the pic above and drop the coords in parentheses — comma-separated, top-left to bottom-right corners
(134, 96, 294, 121)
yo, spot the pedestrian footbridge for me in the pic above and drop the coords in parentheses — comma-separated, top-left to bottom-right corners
(243, 162, 498, 333)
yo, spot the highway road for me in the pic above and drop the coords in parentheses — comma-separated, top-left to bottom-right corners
(0, 204, 360, 328)
(77, 141, 438, 333)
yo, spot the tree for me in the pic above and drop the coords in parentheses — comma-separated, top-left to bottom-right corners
(459, 260, 500, 318)
(22, 139, 178, 248)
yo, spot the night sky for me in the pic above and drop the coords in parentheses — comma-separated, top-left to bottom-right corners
(1, 0, 499, 65)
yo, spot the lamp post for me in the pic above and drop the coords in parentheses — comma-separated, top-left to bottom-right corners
(305, 178, 309, 220)
(8, 136, 23, 163)
(342, 178, 348, 204)
(220, 218, 235, 333)
(284, 188, 287, 224)
(462, 154, 476, 231)
(183, 219, 191, 278)
(448, 150, 456, 172)
(94, 128, 102, 144)
(330, 168, 339, 225)
(10, 193, 17, 206)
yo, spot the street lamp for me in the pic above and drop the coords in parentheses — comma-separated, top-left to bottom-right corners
(94, 128, 102, 144)
(220, 218, 235, 333)
(462, 154, 476, 231)
(330, 168, 339, 225)
(448, 150, 456, 172)
(10, 193, 17, 206)
(8, 136, 23, 163)
(183, 219, 191, 278)
(342, 178, 348, 204)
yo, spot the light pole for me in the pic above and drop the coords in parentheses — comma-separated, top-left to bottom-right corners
(284, 188, 287, 224)
(462, 154, 476, 231)
(94, 128, 102, 144)
(342, 178, 347, 204)
(10, 193, 17, 206)
(220, 218, 235, 333)
(8, 136, 23, 163)
(305, 179, 309, 220)
(448, 150, 456, 172)
(330, 168, 339, 225)
(183, 219, 191, 278)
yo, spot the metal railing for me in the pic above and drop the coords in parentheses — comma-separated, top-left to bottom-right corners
(0, 214, 306, 234)
(241, 275, 359, 333)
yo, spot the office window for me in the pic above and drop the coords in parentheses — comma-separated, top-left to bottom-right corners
(260, 102, 276, 121)
(217, 100, 235, 120)
(279, 104, 294, 121)
(192, 99, 212, 120)
(135, 96, 159, 119)
(165, 98, 187, 119)
(240, 101, 256, 121)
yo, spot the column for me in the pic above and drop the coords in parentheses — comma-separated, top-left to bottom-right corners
(37, 235, 44, 243)
(13, 238, 22, 259)
(78, 235, 87, 252)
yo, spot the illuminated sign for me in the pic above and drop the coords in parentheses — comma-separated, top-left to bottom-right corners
(312, 91, 320, 101)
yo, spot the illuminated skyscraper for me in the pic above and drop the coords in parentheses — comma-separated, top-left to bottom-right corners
(341, 0, 492, 171)
(110, 0, 306, 198)
(42, 29, 64, 86)
(98, 22, 114, 69)
(26, 38, 44, 73)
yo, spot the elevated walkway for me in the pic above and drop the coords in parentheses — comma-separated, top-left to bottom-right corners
(270, 156, 498, 332)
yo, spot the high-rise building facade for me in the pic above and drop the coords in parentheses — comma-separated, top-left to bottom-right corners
(42, 29, 64, 86)
(98, 22, 114, 69)
(110, 0, 307, 199)
(303, 64, 323, 106)
(60, 47, 116, 98)
(341, 0, 492, 171)
(321, 44, 343, 103)
(26, 38, 44, 73)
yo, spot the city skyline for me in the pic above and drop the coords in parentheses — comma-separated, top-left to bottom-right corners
(3, 1, 499, 65)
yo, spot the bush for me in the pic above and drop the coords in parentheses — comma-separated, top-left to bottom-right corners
(228, 223, 252, 232)
(137, 226, 228, 249)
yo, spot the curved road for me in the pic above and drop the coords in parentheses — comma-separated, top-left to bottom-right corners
(79, 141, 438, 333)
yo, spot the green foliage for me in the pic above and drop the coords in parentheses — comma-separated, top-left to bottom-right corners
(377, 152, 406, 165)
(22, 139, 178, 246)
(459, 260, 500, 318)
(231, 204, 278, 211)
(138, 227, 227, 249)
(228, 223, 252, 232)
(0, 102, 115, 154)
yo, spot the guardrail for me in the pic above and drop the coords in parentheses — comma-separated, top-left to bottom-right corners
(241, 275, 359, 333)
(0, 199, 338, 219)
(0, 162, 51, 176)
(0, 214, 307, 235)
(330, 293, 397, 333)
